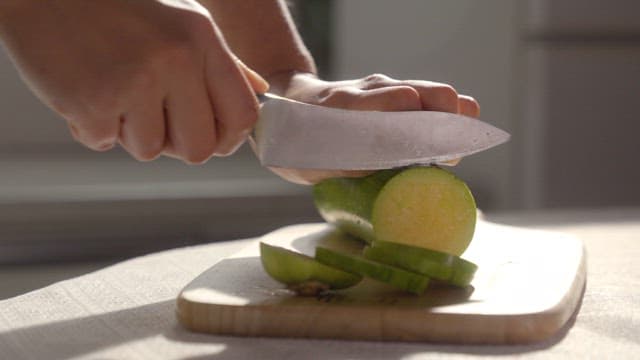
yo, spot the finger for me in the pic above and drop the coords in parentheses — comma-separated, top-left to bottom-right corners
(67, 118, 119, 151)
(404, 81, 459, 113)
(353, 86, 422, 111)
(118, 103, 165, 161)
(440, 158, 462, 166)
(322, 86, 422, 112)
(204, 47, 260, 156)
(362, 76, 460, 113)
(458, 94, 480, 118)
(165, 78, 217, 165)
(439, 94, 479, 167)
(235, 59, 269, 94)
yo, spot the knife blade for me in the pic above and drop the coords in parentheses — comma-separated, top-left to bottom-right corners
(253, 93, 510, 170)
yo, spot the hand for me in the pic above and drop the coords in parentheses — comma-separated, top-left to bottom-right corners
(0, 0, 268, 163)
(264, 72, 480, 185)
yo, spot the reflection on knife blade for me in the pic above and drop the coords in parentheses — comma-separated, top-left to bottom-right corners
(254, 94, 510, 170)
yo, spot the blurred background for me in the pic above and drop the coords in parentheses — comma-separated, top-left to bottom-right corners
(1, 0, 639, 298)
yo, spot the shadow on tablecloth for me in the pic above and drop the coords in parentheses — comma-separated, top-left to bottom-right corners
(0, 285, 585, 360)
(165, 287, 585, 360)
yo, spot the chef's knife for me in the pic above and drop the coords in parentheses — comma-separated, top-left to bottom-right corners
(253, 93, 509, 170)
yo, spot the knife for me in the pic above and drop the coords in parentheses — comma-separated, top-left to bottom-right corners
(253, 93, 510, 170)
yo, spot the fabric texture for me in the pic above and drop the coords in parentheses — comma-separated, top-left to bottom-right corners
(0, 213, 638, 359)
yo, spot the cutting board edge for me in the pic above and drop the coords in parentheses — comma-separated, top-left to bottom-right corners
(176, 251, 586, 345)
(176, 285, 585, 345)
(175, 221, 587, 344)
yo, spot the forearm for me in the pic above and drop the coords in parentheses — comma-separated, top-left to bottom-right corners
(198, 0, 316, 94)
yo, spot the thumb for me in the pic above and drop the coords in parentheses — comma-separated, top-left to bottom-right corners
(235, 59, 269, 94)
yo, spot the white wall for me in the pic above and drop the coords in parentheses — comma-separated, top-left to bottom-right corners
(332, 0, 519, 210)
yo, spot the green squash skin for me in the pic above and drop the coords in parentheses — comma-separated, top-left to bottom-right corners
(363, 242, 477, 287)
(313, 166, 477, 256)
(313, 169, 400, 243)
(260, 243, 362, 291)
(315, 246, 430, 295)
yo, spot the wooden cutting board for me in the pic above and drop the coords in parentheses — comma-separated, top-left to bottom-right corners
(177, 220, 586, 344)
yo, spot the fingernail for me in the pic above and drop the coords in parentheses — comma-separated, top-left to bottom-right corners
(237, 58, 269, 92)
(250, 69, 270, 93)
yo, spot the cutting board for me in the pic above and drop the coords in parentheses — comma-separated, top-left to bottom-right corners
(177, 220, 586, 344)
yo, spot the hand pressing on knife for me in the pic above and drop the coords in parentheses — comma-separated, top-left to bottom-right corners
(263, 72, 480, 185)
(0, 0, 267, 164)
(0, 0, 479, 186)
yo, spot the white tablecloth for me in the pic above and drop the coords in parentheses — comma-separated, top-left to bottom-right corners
(1, 210, 639, 359)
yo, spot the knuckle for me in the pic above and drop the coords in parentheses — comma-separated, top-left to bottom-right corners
(215, 126, 253, 157)
(391, 86, 417, 98)
(473, 101, 481, 114)
(463, 95, 479, 105)
(321, 87, 358, 107)
(436, 84, 459, 101)
(133, 142, 164, 162)
(423, 84, 459, 112)
(461, 95, 481, 116)
(215, 139, 244, 157)
(461, 94, 477, 103)
(85, 128, 116, 144)
(363, 73, 390, 85)
(183, 142, 216, 165)
(316, 86, 333, 100)
(390, 87, 421, 109)
(469, 97, 481, 109)
(80, 130, 117, 150)
(239, 101, 260, 127)
(184, 11, 215, 37)
(328, 87, 352, 98)
(227, 89, 260, 121)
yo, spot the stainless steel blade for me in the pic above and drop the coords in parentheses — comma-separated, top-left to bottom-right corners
(254, 94, 510, 170)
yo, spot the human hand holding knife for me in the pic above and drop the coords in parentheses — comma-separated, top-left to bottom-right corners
(253, 73, 509, 184)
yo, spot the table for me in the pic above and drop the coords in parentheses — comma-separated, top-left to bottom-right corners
(1, 208, 639, 359)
